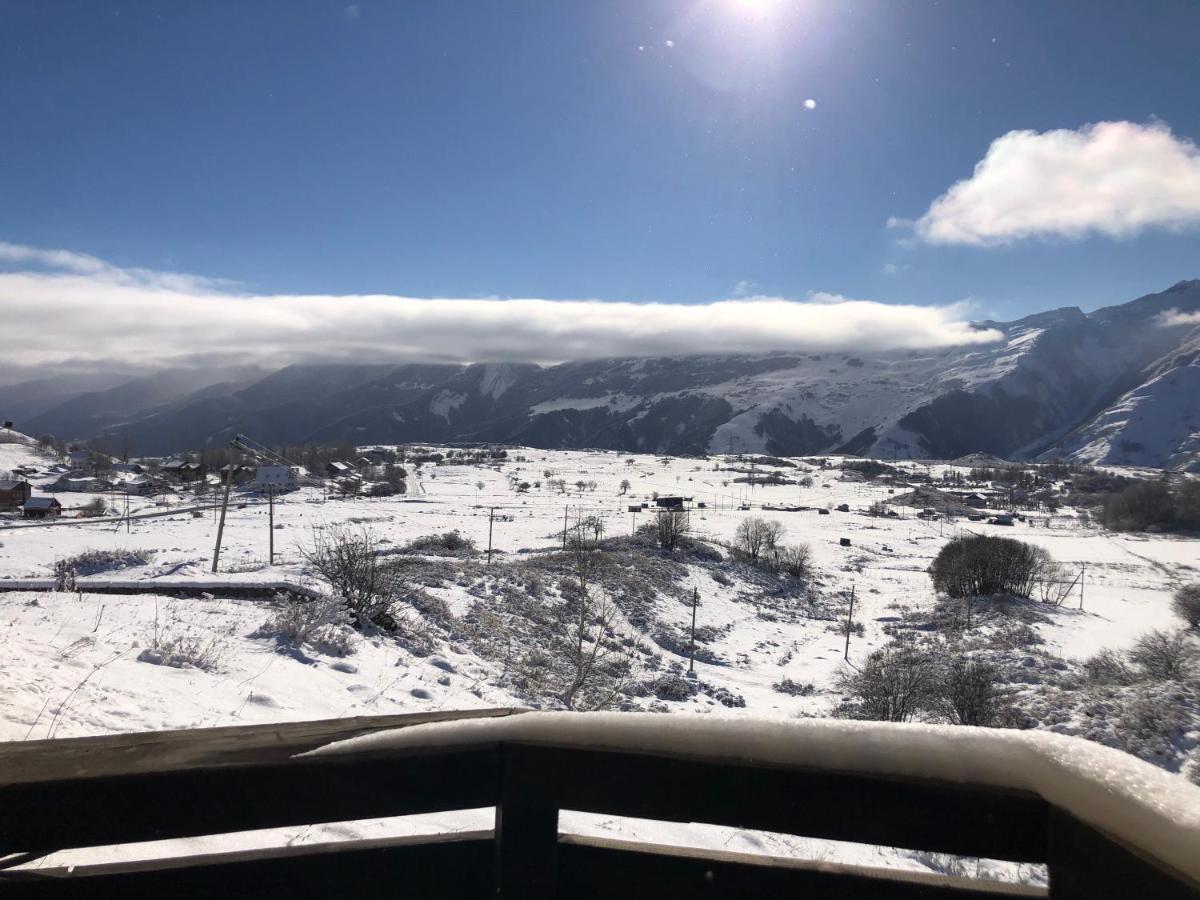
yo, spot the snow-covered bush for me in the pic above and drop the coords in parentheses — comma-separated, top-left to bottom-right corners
(57, 547, 155, 577)
(257, 592, 351, 650)
(772, 678, 815, 696)
(652, 674, 696, 701)
(401, 531, 477, 556)
(1173, 584, 1200, 630)
(138, 627, 225, 672)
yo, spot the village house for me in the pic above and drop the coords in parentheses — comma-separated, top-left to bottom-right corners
(23, 496, 62, 519)
(326, 460, 355, 478)
(49, 474, 102, 492)
(161, 459, 207, 483)
(215, 463, 254, 483)
(653, 496, 691, 510)
(0, 479, 32, 510)
(253, 465, 300, 493)
(122, 475, 158, 496)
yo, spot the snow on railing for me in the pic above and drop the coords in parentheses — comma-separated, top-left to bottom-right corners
(313, 711, 1200, 887)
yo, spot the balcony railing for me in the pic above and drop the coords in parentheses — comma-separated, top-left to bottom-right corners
(0, 709, 1196, 898)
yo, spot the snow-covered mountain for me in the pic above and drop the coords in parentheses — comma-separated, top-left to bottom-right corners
(5, 280, 1199, 469)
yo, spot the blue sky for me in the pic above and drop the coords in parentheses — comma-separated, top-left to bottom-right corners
(1, 0, 1199, 368)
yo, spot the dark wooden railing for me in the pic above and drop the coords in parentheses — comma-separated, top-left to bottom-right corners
(0, 709, 1196, 899)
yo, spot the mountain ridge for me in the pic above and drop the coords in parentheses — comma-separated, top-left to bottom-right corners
(3, 282, 1198, 470)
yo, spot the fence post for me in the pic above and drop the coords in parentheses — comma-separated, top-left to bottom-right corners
(495, 745, 559, 898)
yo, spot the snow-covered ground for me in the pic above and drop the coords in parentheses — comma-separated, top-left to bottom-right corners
(1, 437, 1196, 881)
(0, 440, 1193, 734)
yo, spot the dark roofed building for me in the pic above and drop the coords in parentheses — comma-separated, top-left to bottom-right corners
(0, 479, 31, 510)
(23, 496, 62, 519)
(653, 496, 691, 510)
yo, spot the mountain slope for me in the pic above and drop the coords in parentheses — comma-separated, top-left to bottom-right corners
(77, 280, 1200, 467)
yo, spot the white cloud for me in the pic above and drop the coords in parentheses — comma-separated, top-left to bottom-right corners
(900, 121, 1200, 246)
(804, 99, 816, 110)
(1156, 308, 1200, 327)
(0, 243, 1002, 371)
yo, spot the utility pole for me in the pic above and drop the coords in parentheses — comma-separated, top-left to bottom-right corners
(631, 508, 637, 535)
(1079, 562, 1085, 611)
(211, 442, 237, 574)
(843, 584, 856, 661)
(486, 507, 495, 565)
(688, 586, 699, 676)
(562, 505, 569, 551)
(268, 485, 275, 566)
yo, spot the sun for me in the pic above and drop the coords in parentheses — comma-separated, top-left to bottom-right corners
(731, 0, 780, 16)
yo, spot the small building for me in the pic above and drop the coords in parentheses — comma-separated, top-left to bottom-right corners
(0, 479, 31, 510)
(23, 496, 62, 519)
(162, 459, 206, 483)
(653, 496, 691, 510)
(836, 503, 850, 513)
(253, 465, 300, 492)
(326, 461, 355, 478)
(122, 476, 158, 496)
(49, 475, 100, 492)
(216, 463, 254, 483)
(818, 508, 830, 515)
(66, 449, 89, 470)
(110, 462, 144, 474)
(964, 493, 988, 509)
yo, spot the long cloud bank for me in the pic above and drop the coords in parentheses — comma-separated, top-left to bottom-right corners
(896, 121, 1200, 246)
(0, 241, 1002, 370)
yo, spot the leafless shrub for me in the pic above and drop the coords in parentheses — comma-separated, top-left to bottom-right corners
(299, 525, 397, 629)
(773, 543, 812, 578)
(1128, 629, 1198, 681)
(937, 657, 1006, 726)
(654, 509, 690, 551)
(835, 645, 938, 722)
(1173, 584, 1200, 630)
(1082, 648, 1137, 686)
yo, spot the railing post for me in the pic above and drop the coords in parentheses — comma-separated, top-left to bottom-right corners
(495, 744, 559, 898)
(1047, 807, 1199, 899)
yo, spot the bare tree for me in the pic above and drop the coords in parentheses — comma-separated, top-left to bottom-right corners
(733, 517, 786, 563)
(548, 528, 637, 709)
(299, 526, 396, 629)
(654, 509, 690, 551)
(619, 478, 631, 495)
